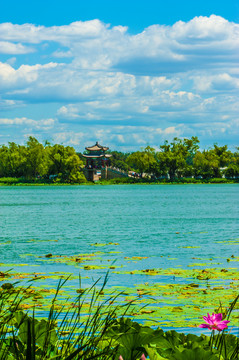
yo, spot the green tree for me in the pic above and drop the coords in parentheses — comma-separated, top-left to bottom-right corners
(25, 137, 49, 178)
(193, 150, 220, 179)
(155, 137, 199, 180)
(127, 146, 156, 177)
(108, 151, 130, 172)
(0, 143, 27, 177)
(66, 154, 86, 183)
(47, 144, 73, 176)
(224, 148, 239, 178)
(212, 144, 231, 168)
(47, 144, 85, 182)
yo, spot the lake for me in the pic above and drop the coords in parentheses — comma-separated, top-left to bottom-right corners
(0, 184, 238, 333)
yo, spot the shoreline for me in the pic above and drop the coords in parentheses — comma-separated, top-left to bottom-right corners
(0, 182, 238, 186)
(0, 179, 238, 186)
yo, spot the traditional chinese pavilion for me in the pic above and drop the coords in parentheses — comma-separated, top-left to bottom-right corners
(83, 142, 112, 181)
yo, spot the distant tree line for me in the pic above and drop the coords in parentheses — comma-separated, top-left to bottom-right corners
(0, 137, 86, 183)
(0, 136, 238, 183)
(108, 137, 239, 180)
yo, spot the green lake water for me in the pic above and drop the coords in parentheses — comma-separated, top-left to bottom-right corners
(0, 184, 238, 333)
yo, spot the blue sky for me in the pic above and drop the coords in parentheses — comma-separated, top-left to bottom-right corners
(1, 0, 239, 30)
(0, 0, 239, 151)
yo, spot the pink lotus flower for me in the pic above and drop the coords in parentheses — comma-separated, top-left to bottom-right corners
(199, 313, 230, 331)
(119, 354, 146, 360)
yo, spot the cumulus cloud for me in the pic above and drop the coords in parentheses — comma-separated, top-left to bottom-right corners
(0, 41, 34, 54)
(0, 15, 238, 149)
(0, 117, 55, 130)
(0, 16, 238, 72)
(0, 61, 59, 91)
(192, 73, 239, 92)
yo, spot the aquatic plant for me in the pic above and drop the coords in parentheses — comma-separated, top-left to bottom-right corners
(196, 296, 239, 360)
(0, 274, 132, 359)
(199, 313, 230, 331)
(0, 275, 238, 359)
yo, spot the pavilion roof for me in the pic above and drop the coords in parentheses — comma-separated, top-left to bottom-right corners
(85, 141, 109, 151)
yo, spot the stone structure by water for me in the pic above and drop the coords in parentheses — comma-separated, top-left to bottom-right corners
(83, 142, 129, 181)
(82, 142, 111, 181)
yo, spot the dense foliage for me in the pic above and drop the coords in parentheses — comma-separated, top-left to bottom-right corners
(125, 137, 239, 180)
(99, 137, 239, 180)
(108, 150, 130, 172)
(0, 137, 86, 183)
(0, 136, 238, 183)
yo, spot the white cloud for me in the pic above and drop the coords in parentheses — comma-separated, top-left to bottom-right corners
(0, 61, 59, 90)
(53, 131, 85, 146)
(171, 15, 234, 40)
(0, 20, 125, 46)
(0, 16, 238, 72)
(0, 117, 55, 129)
(0, 16, 238, 149)
(192, 73, 239, 92)
(0, 41, 34, 54)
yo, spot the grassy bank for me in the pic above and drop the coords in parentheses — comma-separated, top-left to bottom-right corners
(0, 177, 89, 186)
(97, 177, 238, 185)
(0, 176, 238, 186)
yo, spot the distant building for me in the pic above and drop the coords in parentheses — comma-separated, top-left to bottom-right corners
(82, 142, 112, 181)
(82, 142, 129, 181)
